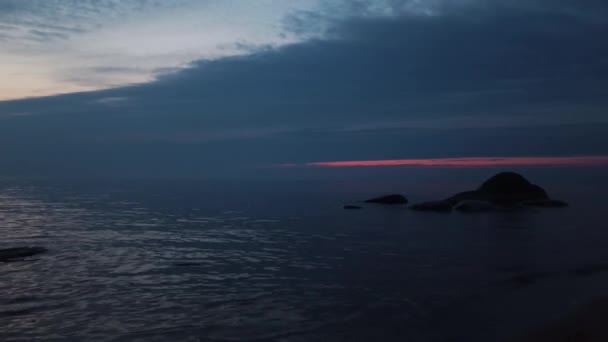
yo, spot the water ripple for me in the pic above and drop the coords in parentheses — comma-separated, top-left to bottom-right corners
(2, 182, 606, 341)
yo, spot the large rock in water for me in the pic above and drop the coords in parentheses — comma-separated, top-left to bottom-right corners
(365, 194, 408, 205)
(446, 172, 549, 206)
(0, 247, 47, 262)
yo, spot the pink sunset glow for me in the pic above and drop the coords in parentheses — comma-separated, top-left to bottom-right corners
(286, 156, 608, 168)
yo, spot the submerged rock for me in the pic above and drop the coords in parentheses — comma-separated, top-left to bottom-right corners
(344, 205, 363, 210)
(409, 201, 453, 212)
(365, 194, 408, 205)
(454, 200, 497, 213)
(0, 247, 47, 262)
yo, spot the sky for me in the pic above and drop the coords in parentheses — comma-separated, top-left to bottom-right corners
(0, 0, 316, 100)
(0, 0, 608, 179)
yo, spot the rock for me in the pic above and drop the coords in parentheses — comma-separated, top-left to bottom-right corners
(479, 172, 547, 195)
(0, 247, 47, 262)
(446, 172, 550, 206)
(445, 191, 484, 205)
(478, 172, 549, 204)
(400, 172, 565, 214)
(523, 199, 569, 208)
(344, 205, 363, 210)
(365, 194, 408, 205)
(454, 200, 497, 213)
(409, 201, 453, 212)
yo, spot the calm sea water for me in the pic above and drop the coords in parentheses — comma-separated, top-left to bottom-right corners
(1, 179, 608, 341)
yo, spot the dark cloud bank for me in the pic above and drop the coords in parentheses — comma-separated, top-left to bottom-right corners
(1, 0, 608, 179)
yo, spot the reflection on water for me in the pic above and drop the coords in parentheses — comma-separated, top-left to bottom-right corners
(1, 181, 607, 341)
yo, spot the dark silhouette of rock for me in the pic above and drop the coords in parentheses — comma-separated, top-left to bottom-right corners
(523, 199, 569, 208)
(0, 247, 47, 262)
(444, 191, 480, 205)
(480, 172, 545, 194)
(445, 172, 550, 206)
(409, 172, 568, 214)
(409, 201, 453, 212)
(365, 194, 408, 205)
(454, 200, 497, 213)
(478, 172, 549, 203)
(344, 205, 363, 210)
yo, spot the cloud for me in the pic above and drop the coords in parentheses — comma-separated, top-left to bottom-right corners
(27, 29, 70, 41)
(123, 4, 608, 131)
(94, 97, 130, 105)
(293, 156, 608, 168)
(0, 1, 607, 178)
(284, 0, 608, 37)
(0, 0, 312, 100)
(0, 0, 197, 42)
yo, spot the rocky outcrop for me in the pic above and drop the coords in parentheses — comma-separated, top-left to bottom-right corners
(365, 194, 408, 205)
(411, 172, 568, 213)
(446, 172, 550, 206)
(0, 247, 47, 262)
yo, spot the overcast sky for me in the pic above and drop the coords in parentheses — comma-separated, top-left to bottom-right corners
(1, 0, 607, 179)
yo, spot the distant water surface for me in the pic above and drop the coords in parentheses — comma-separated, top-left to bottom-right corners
(1, 179, 607, 341)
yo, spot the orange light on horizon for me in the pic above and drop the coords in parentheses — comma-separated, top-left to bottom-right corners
(278, 156, 608, 168)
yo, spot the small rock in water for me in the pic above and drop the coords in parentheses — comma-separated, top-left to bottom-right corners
(344, 205, 363, 210)
(365, 194, 408, 205)
(409, 201, 453, 212)
(0, 247, 47, 262)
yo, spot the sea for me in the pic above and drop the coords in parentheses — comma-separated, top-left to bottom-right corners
(1, 173, 608, 341)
